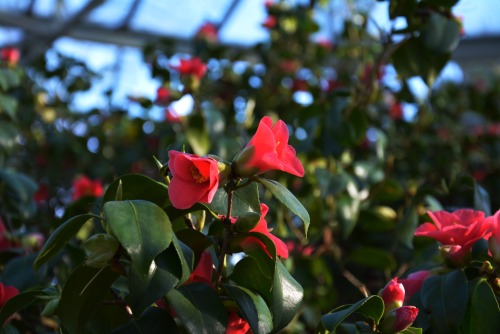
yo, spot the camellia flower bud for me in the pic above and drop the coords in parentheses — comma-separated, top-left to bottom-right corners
(378, 306, 419, 333)
(379, 278, 405, 314)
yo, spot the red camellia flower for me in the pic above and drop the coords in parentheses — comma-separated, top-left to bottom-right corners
(226, 311, 251, 334)
(487, 210, 500, 261)
(234, 116, 304, 177)
(0, 282, 19, 308)
(241, 203, 289, 259)
(172, 57, 207, 80)
(187, 251, 214, 287)
(414, 209, 493, 265)
(0, 47, 20, 65)
(168, 150, 220, 209)
(379, 278, 405, 314)
(72, 176, 104, 201)
(398, 270, 430, 303)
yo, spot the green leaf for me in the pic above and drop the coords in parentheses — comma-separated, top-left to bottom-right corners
(256, 178, 310, 236)
(474, 182, 491, 216)
(58, 265, 119, 334)
(103, 174, 170, 209)
(166, 283, 227, 334)
(127, 241, 183, 315)
(461, 278, 500, 334)
(224, 285, 273, 334)
(112, 307, 179, 333)
(0, 122, 18, 149)
(0, 289, 52, 326)
(396, 206, 419, 249)
(207, 182, 261, 217)
(230, 250, 275, 300)
(171, 234, 194, 285)
(347, 247, 397, 271)
(176, 229, 213, 265)
(104, 200, 173, 277)
(336, 195, 360, 239)
(0, 94, 17, 121)
(317, 295, 384, 333)
(271, 261, 304, 332)
(401, 327, 423, 334)
(0, 68, 21, 91)
(420, 269, 468, 333)
(34, 214, 102, 271)
(186, 114, 210, 156)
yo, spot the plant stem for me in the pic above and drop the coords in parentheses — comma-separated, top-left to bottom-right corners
(215, 182, 235, 289)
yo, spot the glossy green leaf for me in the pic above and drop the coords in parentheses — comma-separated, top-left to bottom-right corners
(103, 174, 170, 209)
(0, 289, 52, 326)
(224, 285, 273, 334)
(166, 283, 227, 334)
(421, 269, 468, 334)
(230, 250, 275, 300)
(257, 177, 310, 236)
(104, 200, 173, 277)
(460, 278, 500, 334)
(171, 234, 194, 285)
(128, 241, 183, 315)
(34, 214, 102, 271)
(271, 260, 304, 333)
(235, 211, 261, 233)
(58, 265, 120, 334)
(401, 327, 423, 334)
(317, 295, 384, 333)
(207, 182, 261, 218)
(112, 307, 179, 333)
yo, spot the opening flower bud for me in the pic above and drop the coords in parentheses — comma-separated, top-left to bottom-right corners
(379, 278, 405, 314)
(378, 306, 419, 333)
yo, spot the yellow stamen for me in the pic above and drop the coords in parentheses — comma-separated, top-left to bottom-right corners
(190, 165, 209, 183)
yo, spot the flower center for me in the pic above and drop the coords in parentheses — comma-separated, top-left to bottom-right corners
(190, 165, 209, 183)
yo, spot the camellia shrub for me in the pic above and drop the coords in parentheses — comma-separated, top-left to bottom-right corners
(1, 0, 500, 333)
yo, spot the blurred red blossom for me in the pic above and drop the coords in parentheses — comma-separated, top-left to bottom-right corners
(172, 57, 207, 80)
(72, 176, 104, 201)
(155, 86, 171, 105)
(167, 150, 219, 209)
(262, 15, 277, 29)
(165, 108, 182, 123)
(0, 47, 20, 65)
(196, 22, 218, 43)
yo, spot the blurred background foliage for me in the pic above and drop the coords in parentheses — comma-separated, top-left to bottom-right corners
(0, 0, 499, 332)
